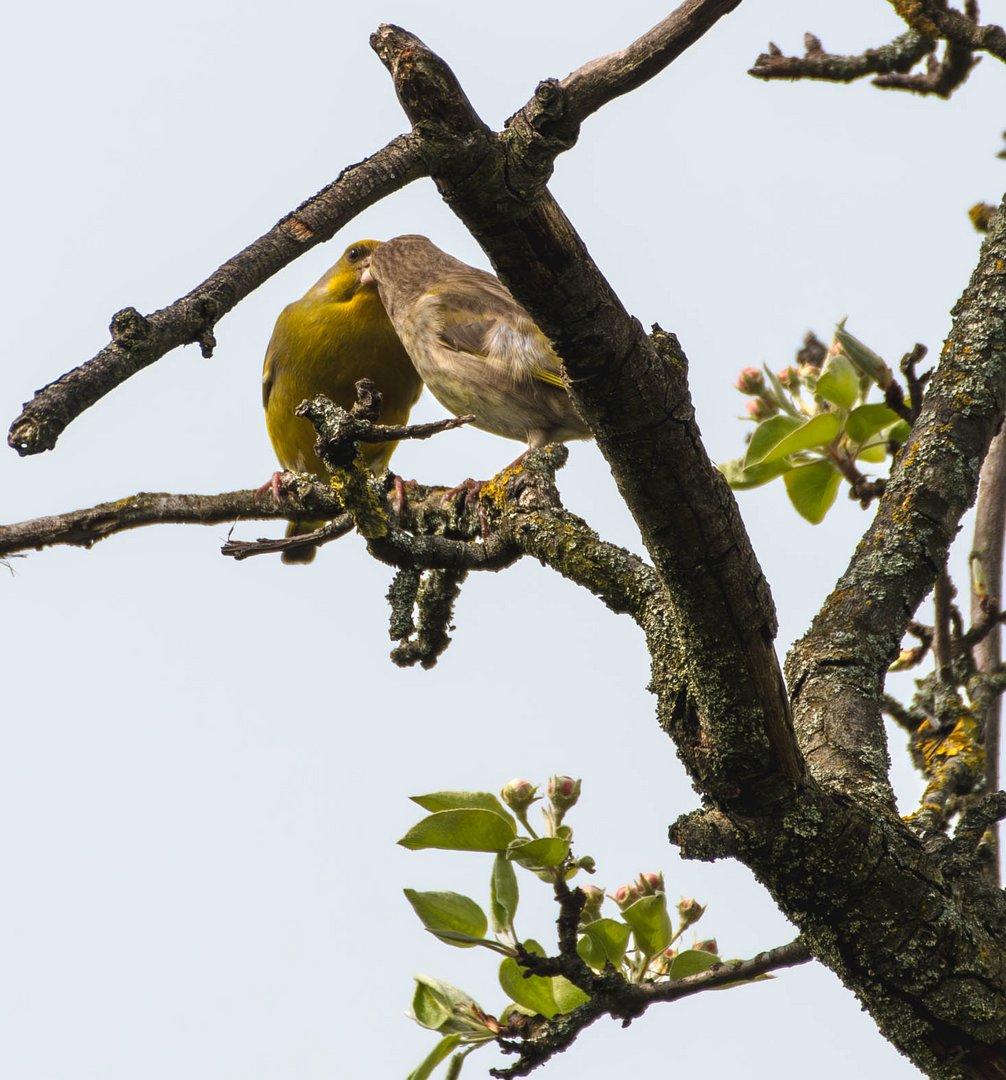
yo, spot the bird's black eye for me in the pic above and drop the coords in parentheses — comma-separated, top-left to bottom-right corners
(347, 245, 363, 262)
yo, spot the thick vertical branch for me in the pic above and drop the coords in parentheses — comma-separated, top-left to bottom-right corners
(971, 426, 1006, 881)
(372, 17, 805, 823)
(787, 191, 1006, 806)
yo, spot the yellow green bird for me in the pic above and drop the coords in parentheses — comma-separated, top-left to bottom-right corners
(366, 235, 590, 452)
(262, 239, 423, 563)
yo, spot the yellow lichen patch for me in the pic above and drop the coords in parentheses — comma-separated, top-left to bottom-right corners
(906, 707, 986, 829)
(889, 0, 939, 36)
(478, 460, 528, 510)
(915, 710, 983, 772)
(327, 458, 389, 539)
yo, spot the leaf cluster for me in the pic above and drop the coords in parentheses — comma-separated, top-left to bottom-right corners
(399, 781, 727, 1080)
(721, 325, 914, 522)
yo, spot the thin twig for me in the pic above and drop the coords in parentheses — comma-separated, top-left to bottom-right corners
(901, 343, 931, 423)
(220, 516, 354, 561)
(490, 938, 810, 1077)
(882, 694, 925, 733)
(933, 568, 955, 681)
(750, 30, 935, 85)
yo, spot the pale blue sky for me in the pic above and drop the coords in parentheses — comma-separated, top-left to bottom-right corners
(3, 2, 1004, 1077)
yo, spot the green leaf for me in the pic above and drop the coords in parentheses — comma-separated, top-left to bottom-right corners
(407, 1034, 462, 1080)
(507, 836, 570, 868)
(499, 939, 588, 1018)
(816, 353, 860, 409)
(856, 442, 887, 464)
(719, 456, 793, 490)
(783, 460, 841, 524)
(425, 929, 512, 953)
(411, 791, 515, 829)
(834, 323, 893, 387)
(762, 364, 797, 412)
(760, 412, 841, 463)
(846, 402, 901, 443)
(399, 809, 517, 853)
(499, 953, 557, 1018)
(669, 948, 720, 979)
(409, 976, 468, 1031)
(404, 889, 488, 946)
(621, 894, 672, 959)
(490, 853, 519, 934)
(552, 976, 590, 1013)
(888, 419, 912, 444)
(577, 918, 632, 970)
(744, 415, 803, 466)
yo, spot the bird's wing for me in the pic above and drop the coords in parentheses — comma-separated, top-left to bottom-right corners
(262, 304, 297, 408)
(262, 346, 276, 408)
(429, 274, 566, 389)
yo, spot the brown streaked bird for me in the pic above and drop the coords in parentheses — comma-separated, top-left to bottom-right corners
(366, 234, 589, 456)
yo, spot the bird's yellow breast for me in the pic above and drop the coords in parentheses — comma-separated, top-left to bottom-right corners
(263, 280, 422, 476)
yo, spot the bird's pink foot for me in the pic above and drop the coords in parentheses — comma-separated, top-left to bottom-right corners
(393, 475, 419, 516)
(257, 470, 290, 503)
(442, 477, 486, 507)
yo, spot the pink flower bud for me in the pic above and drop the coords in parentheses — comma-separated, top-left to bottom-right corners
(578, 884, 605, 923)
(695, 938, 719, 955)
(546, 775, 581, 812)
(676, 898, 706, 928)
(611, 883, 642, 910)
(636, 871, 665, 896)
(745, 397, 777, 422)
(500, 778, 539, 812)
(735, 367, 765, 395)
(776, 366, 800, 390)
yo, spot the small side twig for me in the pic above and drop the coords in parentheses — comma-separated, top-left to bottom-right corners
(830, 451, 886, 508)
(901, 343, 931, 423)
(882, 693, 926, 734)
(873, 39, 978, 97)
(749, 30, 935, 85)
(220, 515, 354, 561)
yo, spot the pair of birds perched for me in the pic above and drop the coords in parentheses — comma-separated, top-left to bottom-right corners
(262, 235, 589, 562)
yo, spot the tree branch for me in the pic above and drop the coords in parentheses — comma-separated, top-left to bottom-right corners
(558, 0, 743, 119)
(892, 0, 1006, 64)
(786, 188, 1006, 807)
(751, 0, 1002, 97)
(372, 22, 805, 824)
(5, 0, 747, 462)
(0, 488, 307, 557)
(970, 426, 1006, 880)
(490, 938, 810, 1078)
(7, 133, 428, 458)
(749, 30, 937, 86)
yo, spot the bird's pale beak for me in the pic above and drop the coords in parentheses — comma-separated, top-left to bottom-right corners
(359, 257, 374, 286)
